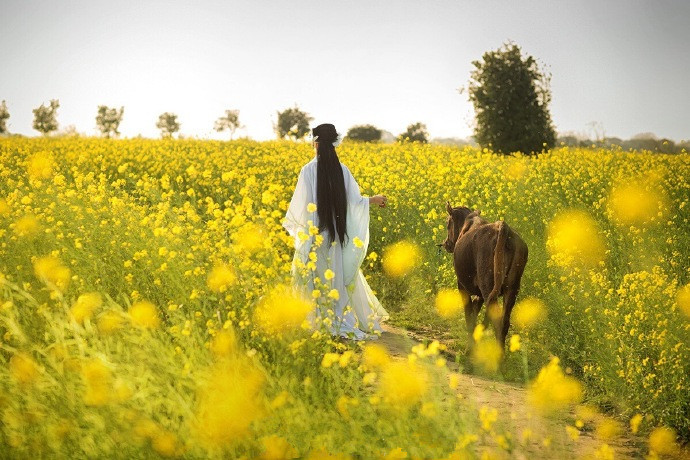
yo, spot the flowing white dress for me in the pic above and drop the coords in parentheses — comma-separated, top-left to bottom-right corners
(283, 157, 389, 339)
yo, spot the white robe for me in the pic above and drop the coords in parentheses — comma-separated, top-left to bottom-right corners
(283, 156, 389, 339)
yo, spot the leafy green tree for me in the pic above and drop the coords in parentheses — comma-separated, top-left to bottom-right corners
(0, 100, 9, 134)
(275, 106, 312, 140)
(214, 109, 242, 140)
(397, 122, 429, 143)
(466, 42, 556, 154)
(96, 105, 124, 138)
(156, 112, 180, 139)
(33, 99, 60, 136)
(346, 124, 382, 143)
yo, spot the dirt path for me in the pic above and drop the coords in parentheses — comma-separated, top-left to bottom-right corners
(378, 323, 645, 459)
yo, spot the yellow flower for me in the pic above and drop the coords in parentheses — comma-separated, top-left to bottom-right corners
(380, 361, 427, 407)
(233, 222, 266, 253)
(27, 151, 55, 180)
(70, 292, 103, 324)
(33, 255, 71, 292)
(14, 215, 41, 237)
(607, 181, 666, 225)
(254, 285, 313, 334)
(382, 240, 420, 277)
(435, 289, 469, 318)
(152, 430, 179, 457)
(527, 357, 582, 414)
(9, 353, 40, 384)
(512, 297, 546, 329)
(260, 434, 299, 459)
(210, 329, 237, 357)
(648, 426, 678, 456)
(565, 425, 580, 441)
(0, 198, 10, 216)
(471, 338, 503, 373)
(479, 406, 498, 431)
(194, 358, 265, 446)
(472, 324, 485, 342)
(321, 352, 341, 368)
(362, 343, 390, 369)
(207, 264, 237, 293)
(129, 301, 160, 328)
(676, 283, 690, 317)
(353, 236, 364, 248)
(307, 202, 317, 213)
(595, 417, 622, 440)
(82, 359, 112, 406)
(97, 311, 124, 334)
(383, 447, 408, 459)
(324, 269, 335, 281)
(509, 334, 521, 352)
(546, 209, 605, 267)
(327, 289, 339, 301)
(269, 390, 290, 410)
(448, 372, 461, 390)
(630, 414, 643, 434)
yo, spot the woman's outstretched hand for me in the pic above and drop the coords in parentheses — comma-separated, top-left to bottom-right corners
(369, 195, 388, 208)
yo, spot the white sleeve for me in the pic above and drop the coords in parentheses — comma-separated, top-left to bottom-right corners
(342, 164, 370, 286)
(283, 166, 314, 247)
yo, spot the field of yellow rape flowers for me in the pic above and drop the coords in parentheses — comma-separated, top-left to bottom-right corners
(1, 137, 688, 458)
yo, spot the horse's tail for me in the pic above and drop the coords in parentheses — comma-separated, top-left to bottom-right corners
(486, 221, 507, 306)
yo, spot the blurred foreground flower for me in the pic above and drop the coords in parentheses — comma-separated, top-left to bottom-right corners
(527, 357, 582, 414)
(546, 210, 605, 268)
(27, 151, 55, 180)
(260, 434, 299, 459)
(71, 292, 103, 324)
(233, 222, 267, 253)
(607, 181, 666, 226)
(380, 361, 428, 407)
(382, 240, 420, 277)
(472, 338, 503, 373)
(210, 329, 237, 357)
(648, 426, 679, 457)
(512, 297, 546, 329)
(254, 285, 313, 334)
(676, 283, 690, 318)
(207, 264, 237, 293)
(9, 353, 40, 385)
(129, 301, 160, 329)
(435, 289, 469, 318)
(14, 215, 41, 237)
(34, 256, 71, 291)
(194, 357, 265, 446)
(82, 359, 112, 406)
(362, 343, 391, 369)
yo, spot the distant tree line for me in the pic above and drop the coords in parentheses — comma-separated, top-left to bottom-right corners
(557, 133, 689, 154)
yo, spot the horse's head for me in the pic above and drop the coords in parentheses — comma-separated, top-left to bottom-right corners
(440, 201, 474, 253)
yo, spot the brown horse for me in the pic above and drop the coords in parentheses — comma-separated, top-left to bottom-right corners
(440, 202, 528, 352)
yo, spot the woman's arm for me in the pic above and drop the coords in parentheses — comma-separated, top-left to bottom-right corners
(368, 195, 387, 207)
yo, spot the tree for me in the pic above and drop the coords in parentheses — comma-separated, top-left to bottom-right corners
(96, 105, 124, 138)
(0, 100, 9, 135)
(346, 124, 382, 143)
(466, 42, 556, 154)
(397, 122, 429, 143)
(275, 106, 312, 140)
(156, 112, 180, 139)
(33, 99, 60, 136)
(214, 109, 242, 140)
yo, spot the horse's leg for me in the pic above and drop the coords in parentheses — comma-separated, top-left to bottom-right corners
(499, 288, 518, 351)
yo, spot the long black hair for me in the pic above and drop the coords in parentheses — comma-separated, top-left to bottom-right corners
(313, 123, 347, 246)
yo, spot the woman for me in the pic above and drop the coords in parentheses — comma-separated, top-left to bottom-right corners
(283, 123, 389, 340)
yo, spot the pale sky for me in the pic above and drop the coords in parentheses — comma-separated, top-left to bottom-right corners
(1, 0, 689, 141)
